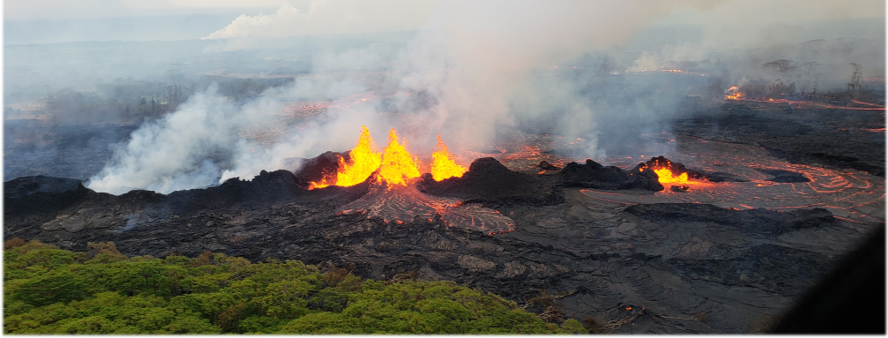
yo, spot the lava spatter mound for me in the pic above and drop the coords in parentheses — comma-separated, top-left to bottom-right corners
(418, 157, 564, 207)
(637, 156, 748, 184)
(292, 151, 350, 188)
(559, 159, 664, 191)
(340, 183, 516, 235)
(295, 153, 520, 233)
(639, 156, 702, 179)
(167, 169, 367, 211)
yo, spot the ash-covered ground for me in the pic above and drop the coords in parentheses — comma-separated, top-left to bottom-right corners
(4, 94, 885, 333)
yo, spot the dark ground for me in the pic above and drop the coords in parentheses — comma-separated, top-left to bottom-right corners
(671, 99, 885, 177)
(3, 95, 886, 333)
(3, 121, 138, 181)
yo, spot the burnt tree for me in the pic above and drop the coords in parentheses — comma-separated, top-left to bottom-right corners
(847, 63, 863, 98)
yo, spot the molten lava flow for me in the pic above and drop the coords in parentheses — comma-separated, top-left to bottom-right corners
(309, 125, 382, 189)
(377, 129, 421, 187)
(653, 168, 689, 185)
(724, 86, 742, 100)
(720, 87, 885, 111)
(430, 134, 467, 181)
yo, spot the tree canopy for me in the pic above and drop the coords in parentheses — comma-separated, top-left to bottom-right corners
(4, 238, 586, 334)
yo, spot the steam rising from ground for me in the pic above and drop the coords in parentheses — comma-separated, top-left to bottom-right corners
(83, 0, 884, 195)
(375, 0, 722, 152)
(86, 79, 378, 195)
(87, 84, 270, 195)
(88, 1, 710, 194)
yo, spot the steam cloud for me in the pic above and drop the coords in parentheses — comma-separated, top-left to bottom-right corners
(89, 80, 374, 194)
(87, 84, 275, 195)
(84, 0, 884, 195)
(202, 1, 438, 40)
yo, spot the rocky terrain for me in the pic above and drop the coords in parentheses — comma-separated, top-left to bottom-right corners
(5, 159, 880, 333)
(672, 99, 886, 177)
(4, 96, 885, 333)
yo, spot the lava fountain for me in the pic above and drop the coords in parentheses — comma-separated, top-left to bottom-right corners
(640, 156, 709, 190)
(309, 125, 381, 189)
(431, 134, 468, 181)
(377, 129, 422, 187)
(310, 126, 467, 190)
(309, 126, 511, 235)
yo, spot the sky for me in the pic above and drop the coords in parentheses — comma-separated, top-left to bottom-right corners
(4, 0, 440, 44)
(3, 0, 885, 44)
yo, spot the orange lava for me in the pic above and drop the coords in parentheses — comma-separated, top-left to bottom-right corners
(653, 168, 690, 185)
(309, 125, 381, 189)
(310, 126, 468, 190)
(723, 87, 885, 111)
(582, 138, 885, 224)
(378, 128, 422, 187)
(724, 86, 742, 100)
(430, 134, 467, 181)
(641, 158, 706, 188)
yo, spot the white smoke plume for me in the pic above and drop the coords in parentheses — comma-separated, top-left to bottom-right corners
(87, 84, 274, 195)
(86, 0, 883, 195)
(384, 0, 721, 152)
(88, 76, 378, 194)
(625, 0, 885, 91)
(86, 0, 722, 195)
(202, 1, 439, 40)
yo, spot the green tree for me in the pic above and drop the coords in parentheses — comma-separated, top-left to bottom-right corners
(4, 240, 587, 334)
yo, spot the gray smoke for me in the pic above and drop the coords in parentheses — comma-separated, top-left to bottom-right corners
(88, 80, 363, 194)
(79, 0, 884, 195)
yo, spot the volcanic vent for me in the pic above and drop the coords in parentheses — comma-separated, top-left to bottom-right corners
(5, 99, 884, 334)
(297, 126, 516, 235)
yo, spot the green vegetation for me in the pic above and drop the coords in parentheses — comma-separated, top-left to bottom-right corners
(4, 239, 586, 334)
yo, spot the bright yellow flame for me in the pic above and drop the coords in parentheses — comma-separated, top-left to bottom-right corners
(377, 129, 421, 187)
(430, 134, 467, 181)
(310, 127, 465, 189)
(653, 168, 689, 185)
(309, 125, 381, 189)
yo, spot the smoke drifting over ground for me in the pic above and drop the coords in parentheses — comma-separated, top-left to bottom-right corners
(87, 84, 275, 195)
(9, 0, 884, 195)
(85, 77, 386, 194)
(386, 1, 722, 152)
(82, 1, 715, 194)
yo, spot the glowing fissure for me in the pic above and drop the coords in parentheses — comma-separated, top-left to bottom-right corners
(310, 126, 467, 190)
(723, 86, 885, 111)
